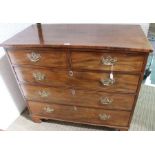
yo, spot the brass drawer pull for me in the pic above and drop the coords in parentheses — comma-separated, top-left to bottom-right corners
(33, 72, 45, 81)
(38, 90, 49, 98)
(100, 97, 113, 105)
(27, 52, 41, 62)
(101, 56, 117, 66)
(100, 78, 115, 86)
(43, 106, 54, 113)
(99, 113, 111, 121)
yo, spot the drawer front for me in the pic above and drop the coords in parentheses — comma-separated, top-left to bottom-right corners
(71, 51, 144, 72)
(15, 67, 139, 93)
(14, 67, 70, 87)
(29, 101, 130, 127)
(70, 71, 139, 93)
(22, 84, 135, 110)
(8, 49, 67, 68)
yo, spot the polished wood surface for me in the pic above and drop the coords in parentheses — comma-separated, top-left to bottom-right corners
(1, 24, 152, 130)
(15, 67, 139, 93)
(8, 49, 67, 68)
(70, 71, 139, 93)
(21, 84, 135, 110)
(71, 50, 144, 72)
(1, 24, 152, 52)
(14, 67, 70, 87)
(28, 101, 130, 127)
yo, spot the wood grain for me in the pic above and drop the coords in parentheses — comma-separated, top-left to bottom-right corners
(1, 24, 152, 52)
(28, 101, 130, 127)
(8, 49, 67, 68)
(21, 84, 135, 110)
(71, 50, 144, 72)
(70, 71, 139, 93)
(14, 67, 70, 87)
(15, 67, 139, 93)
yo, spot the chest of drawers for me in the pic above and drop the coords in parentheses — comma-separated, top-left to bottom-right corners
(1, 24, 152, 130)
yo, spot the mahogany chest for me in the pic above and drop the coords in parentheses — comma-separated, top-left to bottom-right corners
(1, 24, 152, 130)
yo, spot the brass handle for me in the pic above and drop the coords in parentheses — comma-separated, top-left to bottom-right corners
(43, 106, 54, 113)
(27, 52, 41, 62)
(33, 72, 45, 81)
(101, 56, 117, 66)
(99, 113, 111, 121)
(100, 97, 113, 105)
(38, 90, 49, 98)
(100, 78, 115, 86)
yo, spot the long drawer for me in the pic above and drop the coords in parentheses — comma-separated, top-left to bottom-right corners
(28, 101, 130, 127)
(8, 49, 67, 68)
(15, 67, 139, 93)
(71, 51, 144, 72)
(21, 84, 135, 110)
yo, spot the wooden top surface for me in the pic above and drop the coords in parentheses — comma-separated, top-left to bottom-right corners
(0, 24, 153, 52)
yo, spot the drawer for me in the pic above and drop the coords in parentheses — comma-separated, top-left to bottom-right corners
(15, 67, 139, 93)
(8, 49, 67, 68)
(70, 71, 139, 93)
(22, 84, 135, 110)
(71, 51, 144, 72)
(14, 67, 70, 87)
(29, 101, 130, 127)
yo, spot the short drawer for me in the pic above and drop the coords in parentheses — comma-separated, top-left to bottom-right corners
(8, 49, 67, 68)
(14, 67, 70, 87)
(22, 84, 135, 110)
(71, 51, 144, 72)
(29, 101, 130, 127)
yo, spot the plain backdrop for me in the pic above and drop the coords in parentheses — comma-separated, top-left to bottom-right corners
(0, 24, 31, 130)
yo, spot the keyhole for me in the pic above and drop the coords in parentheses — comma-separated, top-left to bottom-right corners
(71, 89, 76, 96)
(69, 71, 73, 77)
